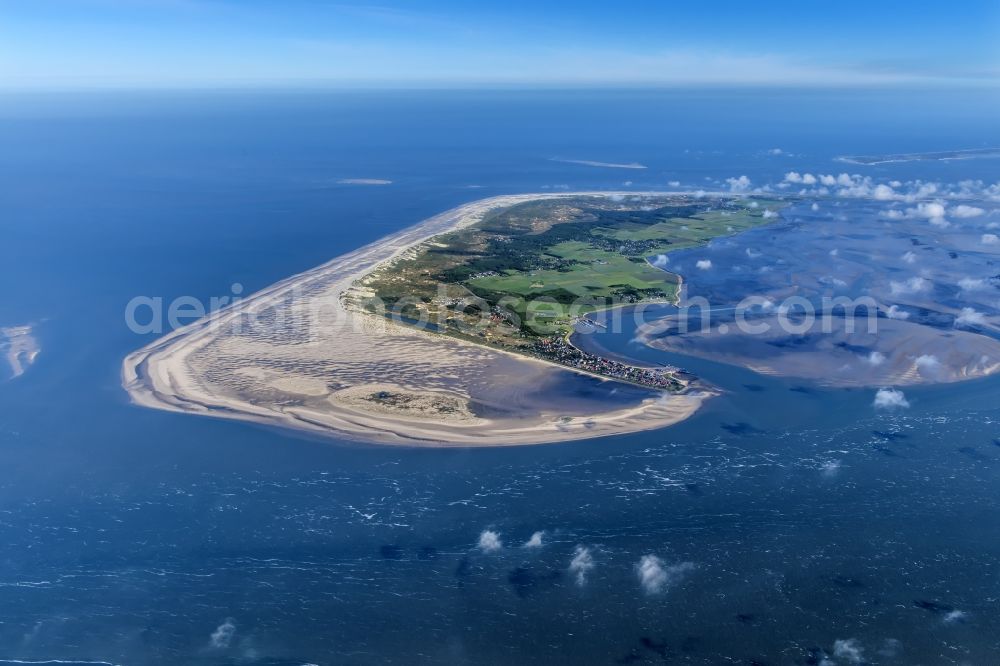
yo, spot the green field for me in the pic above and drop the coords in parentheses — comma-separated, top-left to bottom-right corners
(356, 194, 784, 346)
(468, 243, 675, 321)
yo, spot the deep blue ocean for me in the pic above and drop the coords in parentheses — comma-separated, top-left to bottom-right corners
(1, 88, 999, 665)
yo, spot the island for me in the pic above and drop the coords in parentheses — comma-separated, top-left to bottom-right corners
(836, 147, 1000, 165)
(350, 194, 781, 391)
(122, 192, 781, 446)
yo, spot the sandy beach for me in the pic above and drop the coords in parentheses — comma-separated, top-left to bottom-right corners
(122, 193, 712, 447)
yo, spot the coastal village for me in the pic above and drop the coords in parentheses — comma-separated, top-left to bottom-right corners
(529, 335, 684, 391)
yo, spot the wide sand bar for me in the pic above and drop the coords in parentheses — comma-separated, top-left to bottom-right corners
(122, 193, 711, 446)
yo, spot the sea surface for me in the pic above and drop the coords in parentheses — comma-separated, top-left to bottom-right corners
(1, 88, 999, 665)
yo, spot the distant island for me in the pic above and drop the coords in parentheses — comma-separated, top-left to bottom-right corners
(550, 158, 649, 169)
(122, 193, 778, 446)
(836, 147, 1000, 165)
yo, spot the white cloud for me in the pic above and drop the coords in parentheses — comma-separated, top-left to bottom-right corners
(726, 175, 751, 192)
(792, 172, 997, 206)
(901, 251, 917, 264)
(874, 388, 909, 409)
(568, 546, 594, 586)
(915, 354, 943, 379)
(811, 203, 820, 212)
(209, 619, 236, 649)
(820, 459, 842, 477)
(524, 531, 544, 548)
(950, 204, 985, 218)
(906, 201, 948, 227)
(983, 233, 999, 245)
(910, 182, 940, 200)
(955, 307, 986, 327)
(943, 609, 968, 624)
(878, 639, 903, 658)
(636, 555, 695, 595)
(762, 209, 778, 219)
(865, 351, 886, 366)
(829, 248, 839, 257)
(915, 354, 939, 369)
(833, 638, 865, 664)
(696, 259, 713, 270)
(767, 148, 783, 155)
(651, 254, 669, 268)
(785, 171, 816, 185)
(745, 247, 762, 259)
(886, 304, 910, 320)
(889, 276, 930, 296)
(958, 277, 988, 291)
(873, 184, 896, 200)
(909, 201, 945, 218)
(478, 529, 502, 553)
(667, 180, 680, 187)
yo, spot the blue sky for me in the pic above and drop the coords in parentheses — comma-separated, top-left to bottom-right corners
(1, 0, 998, 88)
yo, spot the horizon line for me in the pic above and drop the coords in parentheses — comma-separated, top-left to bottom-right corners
(2, 79, 1000, 94)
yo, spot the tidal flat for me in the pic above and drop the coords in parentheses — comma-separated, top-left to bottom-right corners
(623, 198, 1000, 387)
